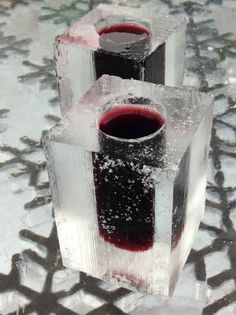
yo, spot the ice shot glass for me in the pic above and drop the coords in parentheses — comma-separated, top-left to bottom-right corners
(55, 4, 186, 115)
(93, 102, 166, 252)
(43, 75, 213, 297)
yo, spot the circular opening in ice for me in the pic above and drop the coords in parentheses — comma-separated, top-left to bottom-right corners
(95, 16, 151, 56)
(99, 104, 165, 141)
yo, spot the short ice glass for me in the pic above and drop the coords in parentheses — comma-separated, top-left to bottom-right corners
(43, 75, 213, 298)
(55, 4, 186, 114)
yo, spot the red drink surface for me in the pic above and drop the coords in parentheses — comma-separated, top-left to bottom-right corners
(98, 23, 150, 45)
(99, 105, 164, 139)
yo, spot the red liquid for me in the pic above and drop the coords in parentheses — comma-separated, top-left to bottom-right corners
(99, 105, 164, 139)
(93, 105, 165, 251)
(98, 23, 150, 45)
(171, 149, 189, 250)
(95, 22, 165, 83)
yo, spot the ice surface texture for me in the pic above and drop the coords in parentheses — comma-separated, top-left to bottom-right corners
(43, 75, 213, 298)
(129, 265, 206, 314)
(55, 4, 186, 115)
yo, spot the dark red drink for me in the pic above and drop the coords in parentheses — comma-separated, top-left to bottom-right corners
(171, 149, 189, 250)
(93, 104, 165, 251)
(98, 23, 150, 44)
(94, 21, 165, 83)
(99, 105, 164, 139)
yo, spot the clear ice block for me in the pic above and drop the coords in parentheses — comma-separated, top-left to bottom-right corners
(43, 75, 213, 297)
(55, 4, 186, 115)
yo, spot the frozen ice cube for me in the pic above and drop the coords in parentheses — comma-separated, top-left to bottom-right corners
(55, 4, 186, 114)
(43, 75, 213, 298)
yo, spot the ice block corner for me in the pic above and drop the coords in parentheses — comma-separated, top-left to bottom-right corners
(55, 4, 186, 114)
(43, 75, 213, 298)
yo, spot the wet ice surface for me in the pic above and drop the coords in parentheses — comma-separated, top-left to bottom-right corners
(0, 3, 62, 276)
(0, 291, 30, 315)
(58, 290, 104, 314)
(44, 75, 213, 297)
(0, 166, 52, 274)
